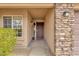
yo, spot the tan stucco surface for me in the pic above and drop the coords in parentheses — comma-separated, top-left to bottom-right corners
(0, 7, 55, 55)
(27, 12, 33, 46)
(44, 9, 54, 55)
(0, 4, 54, 8)
(0, 8, 32, 48)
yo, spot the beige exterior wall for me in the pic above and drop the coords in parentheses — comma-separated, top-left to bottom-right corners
(0, 4, 54, 8)
(44, 9, 54, 54)
(27, 12, 33, 45)
(0, 8, 32, 48)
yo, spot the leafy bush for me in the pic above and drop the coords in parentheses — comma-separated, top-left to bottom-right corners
(0, 28, 16, 56)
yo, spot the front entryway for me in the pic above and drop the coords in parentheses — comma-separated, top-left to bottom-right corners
(33, 22, 44, 40)
(28, 39, 51, 56)
(36, 22, 44, 40)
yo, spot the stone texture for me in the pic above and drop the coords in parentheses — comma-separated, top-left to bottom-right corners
(72, 10, 79, 55)
(55, 3, 74, 56)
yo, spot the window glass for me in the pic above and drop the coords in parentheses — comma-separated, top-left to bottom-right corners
(3, 16, 22, 37)
(3, 16, 12, 28)
(13, 20, 22, 29)
(13, 16, 22, 37)
(15, 29, 22, 37)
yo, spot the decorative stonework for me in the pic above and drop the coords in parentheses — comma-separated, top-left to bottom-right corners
(55, 4, 74, 56)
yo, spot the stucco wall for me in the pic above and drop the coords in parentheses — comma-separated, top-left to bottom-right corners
(44, 9, 54, 55)
(27, 12, 33, 46)
(0, 8, 31, 48)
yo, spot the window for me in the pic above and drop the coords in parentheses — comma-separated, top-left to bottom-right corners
(3, 16, 23, 37)
(13, 16, 22, 37)
(3, 16, 12, 28)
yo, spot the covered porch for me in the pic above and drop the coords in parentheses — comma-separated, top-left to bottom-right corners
(0, 4, 55, 56)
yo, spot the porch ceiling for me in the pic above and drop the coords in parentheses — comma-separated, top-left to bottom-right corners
(28, 8, 50, 19)
(0, 3, 54, 8)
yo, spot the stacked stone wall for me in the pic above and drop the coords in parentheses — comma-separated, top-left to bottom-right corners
(55, 4, 74, 56)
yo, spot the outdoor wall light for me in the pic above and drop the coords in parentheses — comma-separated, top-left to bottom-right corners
(63, 11, 70, 17)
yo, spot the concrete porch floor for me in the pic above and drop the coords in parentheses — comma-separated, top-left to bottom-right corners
(12, 39, 51, 56)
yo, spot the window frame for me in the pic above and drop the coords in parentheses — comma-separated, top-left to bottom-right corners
(3, 16, 12, 28)
(2, 15, 23, 37)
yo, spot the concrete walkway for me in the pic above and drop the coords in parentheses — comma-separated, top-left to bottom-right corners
(12, 39, 51, 56)
(28, 39, 51, 56)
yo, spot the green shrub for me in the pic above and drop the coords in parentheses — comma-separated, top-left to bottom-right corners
(0, 28, 16, 56)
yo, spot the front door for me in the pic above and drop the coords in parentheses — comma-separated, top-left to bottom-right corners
(36, 22, 44, 40)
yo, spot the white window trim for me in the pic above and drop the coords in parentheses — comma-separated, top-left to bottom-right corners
(2, 15, 23, 37)
(2, 15, 23, 29)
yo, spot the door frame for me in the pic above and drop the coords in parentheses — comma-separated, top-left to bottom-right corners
(33, 20, 44, 40)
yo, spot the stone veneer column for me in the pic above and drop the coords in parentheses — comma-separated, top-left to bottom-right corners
(55, 4, 74, 56)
